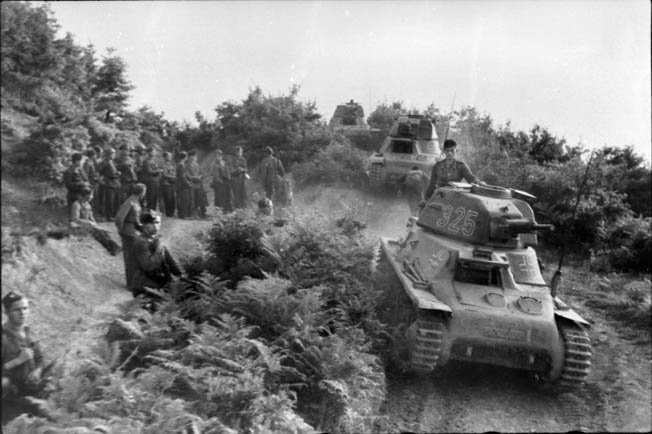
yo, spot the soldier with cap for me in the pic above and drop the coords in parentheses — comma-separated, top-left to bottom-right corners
(210, 149, 233, 212)
(130, 211, 183, 308)
(97, 147, 121, 220)
(424, 139, 481, 200)
(115, 145, 138, 204)
(2, 291, 54, 422)
(143, 147, 162, 211)
(63, 153, 89, 210)
(115, 183, 147, 288)
(259, 146, 285, 201)
(185, 150, 207, 219)
(231, 146, 248, 209)
(159, 151, 177, 217)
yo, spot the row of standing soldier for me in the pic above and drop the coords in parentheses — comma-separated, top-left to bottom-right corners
(63, 146, 252, 221)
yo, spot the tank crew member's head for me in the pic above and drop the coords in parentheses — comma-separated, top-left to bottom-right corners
(443, 139, 457, 161)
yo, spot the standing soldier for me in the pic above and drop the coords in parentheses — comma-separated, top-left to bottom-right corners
(83, 149, 101, 216)
(97, 148, 121, 220)
(210, 150, 233, 212)
(185, 150, 207, 219)
(259, 146, 285, 201)
(176, 151, 192, 219)
(63, 153, 89, 211)
(115, 183, 147, 289)
(115, 145, 138, 204)
(231, 146, 248, 209)
(143, 147, 162, 212)
(159, 151, 177, 217)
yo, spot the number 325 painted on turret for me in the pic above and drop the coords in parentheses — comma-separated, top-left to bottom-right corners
(435, 205, 478, 236)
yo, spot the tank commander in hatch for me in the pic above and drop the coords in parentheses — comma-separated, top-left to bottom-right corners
(424, 139, 483, 200)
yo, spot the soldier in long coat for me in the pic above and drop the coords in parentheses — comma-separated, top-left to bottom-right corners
(259, 146, 285, 201)
(97, 148, 121, 220)
(231, 146, 248, 209)
(210, 150, 233, 212)
(159, 151, 177, 217)
(115, 183, 147, 289)
(185, 150, 207, 218)
(115, 145, 138, 203)
(143, 147, 162, 212)
(176, 152, 192, 219)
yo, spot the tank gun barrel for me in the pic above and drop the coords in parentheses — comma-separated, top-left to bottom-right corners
(497, 219, 554, 236)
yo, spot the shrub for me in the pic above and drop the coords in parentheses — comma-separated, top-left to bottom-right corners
(292, 139, 368, 189)
(590, 216, 652, 273)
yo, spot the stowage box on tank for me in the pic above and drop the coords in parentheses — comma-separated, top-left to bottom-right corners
(375, 182, 592, 391)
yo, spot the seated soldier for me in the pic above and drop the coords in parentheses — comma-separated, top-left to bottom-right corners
(2, 291, 54, 423)
(70, 186, 121, 256)
(130, 211, 183, 308)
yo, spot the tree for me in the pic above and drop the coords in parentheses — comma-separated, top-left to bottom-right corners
(91, 48, 134, 123)
(367, 100, 405, 136)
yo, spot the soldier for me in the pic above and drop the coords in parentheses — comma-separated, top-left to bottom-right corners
(83, 149, 101, 215)
(399, 166, 431, 215)
(210, 150, 233, 212)
(259, 146, 285, 201)
(62, 153, 89, 210)
(130, 211, 183, 308)
(69, 186, 121, 256)
(231, 146, 248, 209)
(114, 145, 138, 204)
(97, 148, 121, 220)
(115, 183, 147, 289)
(424, 139, 481, 200)
(159, 151, 177, 217)
(143, 147, 162, 212)
(176, 151, 192, 219)
(185, 150, 207, 219)
(2, 291, 54, 423)
(134, 145, 147, 185)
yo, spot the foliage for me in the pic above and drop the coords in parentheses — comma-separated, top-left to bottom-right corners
(590, 216, 652, 273)
(292, 138, 368, 188)
(212, 85, 329, 166)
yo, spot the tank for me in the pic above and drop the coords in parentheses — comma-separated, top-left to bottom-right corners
(329, 100, 381, 150)
(375, 182, 592, 390)
(366, 114, 439, 188)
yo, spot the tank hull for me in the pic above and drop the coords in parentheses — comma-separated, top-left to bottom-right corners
(379, 235, 592, 389)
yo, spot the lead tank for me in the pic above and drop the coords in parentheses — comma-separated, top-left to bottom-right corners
(375, 182, 592, 390)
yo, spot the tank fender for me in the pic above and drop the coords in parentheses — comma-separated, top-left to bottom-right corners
(415, 293, 452, 314)
(554, 308, 591, 328)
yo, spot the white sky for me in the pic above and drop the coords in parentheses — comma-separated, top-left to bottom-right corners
(46, 0, 651, 161)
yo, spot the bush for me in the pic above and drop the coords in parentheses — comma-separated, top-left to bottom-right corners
(292, 139, 368, 188)
(590, 216, 652, 273)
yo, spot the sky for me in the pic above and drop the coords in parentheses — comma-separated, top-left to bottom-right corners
(46, 0, 651, 161)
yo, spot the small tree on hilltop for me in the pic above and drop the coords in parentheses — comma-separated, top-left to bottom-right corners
(92, 48, 134, 123)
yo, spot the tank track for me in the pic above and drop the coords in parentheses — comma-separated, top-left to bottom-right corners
(409, 313, 445, 374)
(557, 324, 592, 389)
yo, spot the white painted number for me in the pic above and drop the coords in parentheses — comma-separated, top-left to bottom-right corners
(435, 206, 477, 237)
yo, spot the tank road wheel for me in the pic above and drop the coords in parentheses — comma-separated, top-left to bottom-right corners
(530, 322, 592, 392)
(557, 324, 592, 389)
(407, 310, 445, 374)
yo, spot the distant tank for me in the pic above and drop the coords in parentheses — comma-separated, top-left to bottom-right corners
(366, 114, 438, 189)
(329, 100, 381, 150)
(375, 182, 592, 390)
